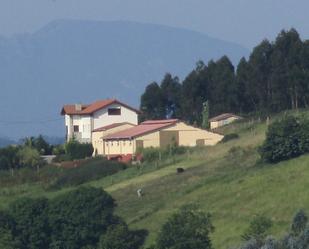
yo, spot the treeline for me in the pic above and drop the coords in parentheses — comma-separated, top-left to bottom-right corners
(140, 28, 309, 125)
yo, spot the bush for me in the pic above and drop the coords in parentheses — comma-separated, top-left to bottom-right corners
(64, 140, 94, 160)
(48, 187, 115, 248)
(221, 133, 239, 143)
(0, 187, 146, 249)
(241, 215, 272, 244)
(259, 115, 309, 163)
(48, 158, 127, 190)
(156, 205, 214, 249)
(99, 222, 147, 249)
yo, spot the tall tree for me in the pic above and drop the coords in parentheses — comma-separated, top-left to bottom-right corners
(140, 82, 165, 121)
(160, 73, 182, 118)
(181, 61, 208, 125)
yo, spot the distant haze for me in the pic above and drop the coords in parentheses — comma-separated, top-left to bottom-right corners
(0, 20, 248, 139)
(1, 0, 309, 48)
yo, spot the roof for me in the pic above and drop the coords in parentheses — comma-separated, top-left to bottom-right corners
(103, 119, 179, 140)
(61, 99, 140, 115)
(209, 113, 242, 122)
(92, 122, 135, 132)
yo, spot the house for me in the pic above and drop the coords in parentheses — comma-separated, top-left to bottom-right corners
(209, 113, 242, 129)
(92, 122, 136, 155)
(61, 99, 139, 143)
(102, 119, 223, 160)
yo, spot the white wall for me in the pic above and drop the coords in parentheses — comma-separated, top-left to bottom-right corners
(92, 104, 138, 130)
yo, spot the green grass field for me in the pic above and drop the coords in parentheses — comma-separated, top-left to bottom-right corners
(1, 115, 309, 248)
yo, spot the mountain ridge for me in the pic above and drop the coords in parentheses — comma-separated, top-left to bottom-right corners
(0, 19, 249, 139)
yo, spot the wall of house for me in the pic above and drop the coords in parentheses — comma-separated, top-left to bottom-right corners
(135, 131, 161, 148)
(65, 115, 92, 143)
(210, 117, 239, 129)
(164, 122, 223, 146)
(92, 104, 138, 130)
(102, 122, 223, 157)
(92, 123, 136, 155)
(103, 139, 135, 156)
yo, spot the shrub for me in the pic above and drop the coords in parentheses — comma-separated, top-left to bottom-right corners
(0, 187, 146, 249)
(156, 205, 214, 249)
(99, 222, 147, 249)
(291, 210, 308, 236)
(64, 140, 94, 160)
(221, 133, 239, 143)
(48, 187, 115, 248)
(242, 215, 272, 244)
(259, 115, 309, 163)
(9, 198, 50, 249)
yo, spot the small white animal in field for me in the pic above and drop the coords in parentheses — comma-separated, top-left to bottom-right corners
(137, 188, 143, 198)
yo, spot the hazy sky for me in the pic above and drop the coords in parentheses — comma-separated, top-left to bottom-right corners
(1, 0, 309, 48)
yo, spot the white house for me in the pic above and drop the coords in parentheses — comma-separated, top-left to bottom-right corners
(61, 99, 139, 143)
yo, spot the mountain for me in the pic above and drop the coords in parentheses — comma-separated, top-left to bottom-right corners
(0, 19, 249, 139)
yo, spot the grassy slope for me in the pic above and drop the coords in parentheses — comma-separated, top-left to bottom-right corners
(1, 117, 309, 248)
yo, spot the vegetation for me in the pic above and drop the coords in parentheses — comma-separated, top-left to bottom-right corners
(220, 133, 239, 143)
(259, 115, 309, 163)
(236, 211, 309, 249)
(141, 29, 309, 125)
(64, 139, 94, 160)
(241, 215, 273, 243)
(0, 187, 146, 249)
(48, 158, 127, 190)
(155, 205, 214, 249)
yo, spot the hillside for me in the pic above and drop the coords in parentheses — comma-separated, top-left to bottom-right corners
(0, 19, 248, 139)
(1, 114, 309, 248)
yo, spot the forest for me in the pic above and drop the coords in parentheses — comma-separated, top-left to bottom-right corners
(140, 28, 309, 125)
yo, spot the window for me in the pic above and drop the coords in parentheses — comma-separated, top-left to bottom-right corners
(108, 108, 121, 115)
(73, 125, 79, 132)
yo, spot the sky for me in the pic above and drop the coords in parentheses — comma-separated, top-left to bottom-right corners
(1, 0, 309, 49)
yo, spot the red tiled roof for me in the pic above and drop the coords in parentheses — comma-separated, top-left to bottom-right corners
(92, 122, 135, 132)
(61, 99, 140, 115)
(209, 113, 242, 122)
(103, 119, 179, 140)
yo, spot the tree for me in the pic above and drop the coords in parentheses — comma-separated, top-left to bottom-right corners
(9, 198, 50, 249)
(0, 211, 16, 249)
(202, 101, 210, 129)
(259, 115, 309, 163)
(99, 222, 146, 249)
(160, 73, 182, 118)
(242, 215, 272, 245)
(17, 146, 44, 172)
(181, 61, 208, 124)
(48, 187, 115, 249)
(140, 82, 165, 121)
(156, 205, 214, 249)
(0, 146, 20, 175)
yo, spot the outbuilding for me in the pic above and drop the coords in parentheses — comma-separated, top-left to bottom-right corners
(209, 113, 242, 129)
(102, 119, 223, 160)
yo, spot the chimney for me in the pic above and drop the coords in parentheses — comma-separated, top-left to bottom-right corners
(75, 104, 82, 111)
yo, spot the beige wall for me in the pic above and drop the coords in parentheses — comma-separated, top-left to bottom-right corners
(210, 117, 239, 129)
(102, 121, 223, 157)
(164, 122, 223, 146)
(104, 139, 134, 156)
(92, 123, 135, 155)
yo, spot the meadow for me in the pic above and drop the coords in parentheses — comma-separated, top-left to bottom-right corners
(1, 115, 309, 248)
